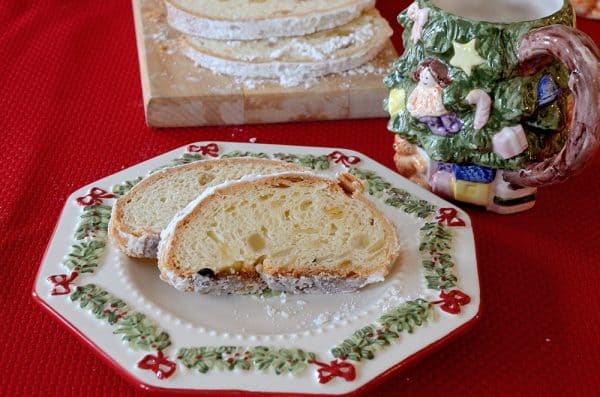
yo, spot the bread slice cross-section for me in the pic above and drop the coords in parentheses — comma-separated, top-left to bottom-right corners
(157, 172, 400, 294)
(109, 158, 305, 258)
(166, 0, 376, 40)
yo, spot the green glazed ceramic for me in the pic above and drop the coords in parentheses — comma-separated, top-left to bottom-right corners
(386, 0, 600, 213)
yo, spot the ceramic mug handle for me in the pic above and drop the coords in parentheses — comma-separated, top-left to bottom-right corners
(503, 25, 600, 187)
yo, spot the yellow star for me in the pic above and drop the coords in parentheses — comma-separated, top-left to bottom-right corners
(449, 39, 485, 76)
(388, 88, 406, 115)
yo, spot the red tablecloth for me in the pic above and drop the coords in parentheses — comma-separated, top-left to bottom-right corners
(1, 1, 599, 396)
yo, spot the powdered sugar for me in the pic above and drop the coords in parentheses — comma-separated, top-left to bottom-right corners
(342, 60, 387, 76)
(183, 32, 389, 87)
(180, 9, 393, 86)
(166, 0, 375, 41)
(256, 293, 360, 330)
(268, 21, 375, 61)
(117, 229, 161, 258)
(375, 285, 409, 313)
(146, 1, 392, 89)
(225, 57, 390, 90)
(313, 312, 331, 326)
(149, 23, 180, 56)
(240, 283, 407, 332)
(296, 299, 307, 307)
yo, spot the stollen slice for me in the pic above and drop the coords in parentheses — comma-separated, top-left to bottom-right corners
(157, 172, 400, 295)
(166, 0, 375, 40)
(109, 158, 305, 259)
(182, 9, 393, 83)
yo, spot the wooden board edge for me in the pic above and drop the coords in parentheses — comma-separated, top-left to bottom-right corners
(132, 0, 399, 128)
(132, 0, 152, 124)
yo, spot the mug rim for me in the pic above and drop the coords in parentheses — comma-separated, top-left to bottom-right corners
(421, 0, 571, 26)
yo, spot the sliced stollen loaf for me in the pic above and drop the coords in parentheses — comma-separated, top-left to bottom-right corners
(109, 158, 305, 259)
(157, 172, 400, 294)
(166, 0, 375, 40)
(182, 9, 392, 84)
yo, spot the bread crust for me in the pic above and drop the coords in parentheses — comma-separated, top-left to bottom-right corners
(160, 269, 374, 295)
(109, 158, 304, 259)
(166, 0, 375, 40)
(158, 172, 400, 294)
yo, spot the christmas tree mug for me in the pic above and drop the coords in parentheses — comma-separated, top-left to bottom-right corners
(387, 0, 600, 213)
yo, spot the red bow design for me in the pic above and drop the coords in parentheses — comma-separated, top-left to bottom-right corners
(433, 290, 471, 314)
(137, 351, 177, 380)
(76, 187, 115, 206)
(47, 272, 79, 296)
(435, 208, 466, 227)
(309, 359, 356, 384)
(188, 143, 219, 157)
(327, 151, 361, 167)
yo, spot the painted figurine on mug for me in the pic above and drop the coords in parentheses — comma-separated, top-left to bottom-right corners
(407, 59, 462, 136)
(386, 0, 600, 214)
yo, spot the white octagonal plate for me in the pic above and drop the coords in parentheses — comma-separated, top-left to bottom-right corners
(34, 142, 480, 396)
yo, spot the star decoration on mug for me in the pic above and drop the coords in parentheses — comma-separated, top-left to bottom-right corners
(388, 88, 406, 115)
(449, 39, 485, 76)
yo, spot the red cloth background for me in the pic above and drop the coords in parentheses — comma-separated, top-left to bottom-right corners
(1, 1, 599, 396)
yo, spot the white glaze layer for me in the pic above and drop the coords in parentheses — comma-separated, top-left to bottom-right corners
(182, 32, 389, 86)
(166, 0, 375, 40)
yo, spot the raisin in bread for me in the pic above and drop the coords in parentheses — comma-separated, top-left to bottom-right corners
(166, 0, 375, 40)
(157, 172, 399, 294)
(109, 158, 305, 258)
(182, 9, 392, 82)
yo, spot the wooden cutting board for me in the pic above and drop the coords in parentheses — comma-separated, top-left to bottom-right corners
(132, 0, 398, 127)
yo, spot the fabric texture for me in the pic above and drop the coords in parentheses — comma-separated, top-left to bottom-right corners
(1, 1, 599, 396)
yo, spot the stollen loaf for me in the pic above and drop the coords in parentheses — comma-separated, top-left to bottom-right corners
(157, 172, 400, 294)
(166, 0, 376, 40)
(109, 158, 305, 258)
(182, 9, 393, 82)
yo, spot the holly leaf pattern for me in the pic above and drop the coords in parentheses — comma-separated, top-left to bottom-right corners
(151, 153, 203, 173)
(178, 346, 316, 375)
(386, 188, 436, 219)
(111, 176, 143, 197)
(63, 239, 105, 273)
(114, 313, 171, 351)
(250, 347, 315, 375)
(70, 284, 110, 316)
(348, 168, 391, 196)
(420, 222, 452, 252)
(178, 347, 249, 373)
(272, 153, 331, 170)
(331, 300, 431, 361)
(71, 284, 171, 351)
(74, 205, 111, 240)
(420, 222, 457, 290)
(220, 151, 270, 159)
(379, 299, 431, 334)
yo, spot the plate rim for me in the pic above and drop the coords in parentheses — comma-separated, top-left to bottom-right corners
(32, 141, 482, 396)
(32, 291, 481, 396)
